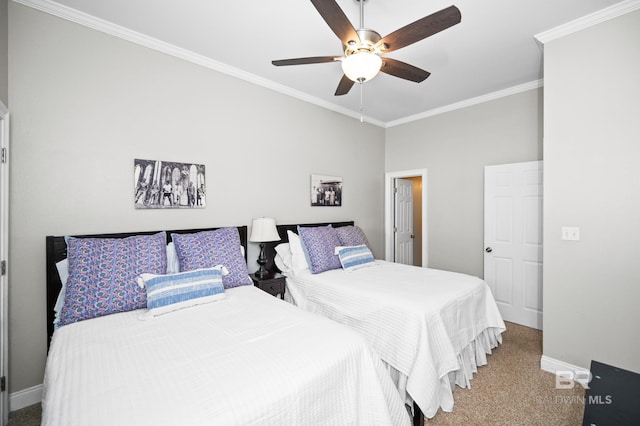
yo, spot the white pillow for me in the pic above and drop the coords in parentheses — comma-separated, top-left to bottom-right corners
(287, 231, 310, 274)
(166, 242, 180, 274)
(274, 254, 289, 275)
(53, 259, 69, 327)
(275, 243, 292, 271)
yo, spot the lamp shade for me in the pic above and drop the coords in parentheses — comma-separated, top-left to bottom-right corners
(341, 52, 382, 82)
(249, 218, 280, 243)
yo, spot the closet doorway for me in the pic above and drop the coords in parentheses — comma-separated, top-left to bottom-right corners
(384, 169, 427, 267)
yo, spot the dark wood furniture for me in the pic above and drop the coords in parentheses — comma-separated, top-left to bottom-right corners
(250, 272, 285, 299)
(583, 360, 640, 425)
(45, 226, 248, 349)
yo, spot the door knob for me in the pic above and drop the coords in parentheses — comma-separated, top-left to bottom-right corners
(485, 247, 492, 253)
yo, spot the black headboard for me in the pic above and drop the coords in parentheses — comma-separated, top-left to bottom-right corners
(45, 226, 248, 348)
(264, 221, 354, 273)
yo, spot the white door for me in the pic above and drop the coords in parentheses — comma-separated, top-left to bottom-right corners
(484, 161, 543, 330)
(394, 178, 414, 265)
(0, 104, 8, 425)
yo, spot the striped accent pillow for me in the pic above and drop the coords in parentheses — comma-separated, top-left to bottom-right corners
(137, 266, 227, 317)
(335, 245, 376, 271)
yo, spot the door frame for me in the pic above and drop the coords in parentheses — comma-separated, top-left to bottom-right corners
(384, 169, 428, 266)
(0, 102, 9, 424)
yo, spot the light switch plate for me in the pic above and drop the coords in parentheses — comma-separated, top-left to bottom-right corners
(561, 227, 580, 241)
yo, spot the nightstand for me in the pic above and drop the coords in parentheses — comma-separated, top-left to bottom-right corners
(251, 272, 286, 299)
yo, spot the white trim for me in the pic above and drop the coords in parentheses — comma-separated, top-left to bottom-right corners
(384, 169, 428, 266)
(9, 384, 42, 412)
(14, 0, 542, 128)
(540, 355, 590, 387)
(12, 0, 386, 128)
(18, 0, 631, 126)
(0, 102, 8, 425)
(386, 80, 544, 128)
(535, 0, 640, 44)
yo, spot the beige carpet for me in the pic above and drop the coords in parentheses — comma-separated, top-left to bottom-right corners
(428, 321, 585, 425)
(8, 322, 584, 426)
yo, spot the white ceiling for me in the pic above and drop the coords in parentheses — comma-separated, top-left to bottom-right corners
(31, 0, 626, 125)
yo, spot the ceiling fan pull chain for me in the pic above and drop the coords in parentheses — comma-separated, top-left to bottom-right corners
(359, 81, 364, 122)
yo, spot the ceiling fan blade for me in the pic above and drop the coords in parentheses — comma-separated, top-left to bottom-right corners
(377, 5, 461, 53)
(335, 74, 355, 96)
(380, 58, 430, 83)
(272, 56, 340, 66)
(310, 0, 360, 45)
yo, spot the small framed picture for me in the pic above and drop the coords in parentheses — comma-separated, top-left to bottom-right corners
(311, 174, 342, 207)
(134, 159, 205, 209)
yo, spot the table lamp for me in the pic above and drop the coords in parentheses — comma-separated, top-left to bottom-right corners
(249, 217, 280, 279)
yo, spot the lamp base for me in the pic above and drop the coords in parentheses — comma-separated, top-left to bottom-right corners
(255, 267, 269, 279)
(256, 242, 269, 279)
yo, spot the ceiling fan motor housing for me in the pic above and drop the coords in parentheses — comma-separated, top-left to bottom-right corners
(345, 28, 383, 55)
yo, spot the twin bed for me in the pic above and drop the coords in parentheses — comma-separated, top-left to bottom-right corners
(264, 221, 506, 421)
(43, 226, 409, 426)
(42, 222, 505, 425)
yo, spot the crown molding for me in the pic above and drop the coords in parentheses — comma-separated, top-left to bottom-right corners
(535, 0, 640, 44)
(385, 80, 544, 128)
(21, 0, 625, 128)
(12, 0, 386, 127)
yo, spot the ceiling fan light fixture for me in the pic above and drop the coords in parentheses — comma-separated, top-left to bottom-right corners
(341, 52, 382, 83)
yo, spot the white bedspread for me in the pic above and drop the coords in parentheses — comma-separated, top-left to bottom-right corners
(284, 261, 506, 418)
(42, 285, 410, 426)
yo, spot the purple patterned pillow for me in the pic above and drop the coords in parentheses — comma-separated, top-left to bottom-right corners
(171, 227, 252, 288)
(336, 225, 371, 250)
(297, 225, 342, 274)
(59, 231, 167, 326)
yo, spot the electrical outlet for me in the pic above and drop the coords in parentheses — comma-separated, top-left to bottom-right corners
(561, 227, 580, 241)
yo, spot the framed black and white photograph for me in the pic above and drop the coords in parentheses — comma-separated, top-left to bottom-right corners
(134, 159, 206, 209)
(311, 174, 342, 207)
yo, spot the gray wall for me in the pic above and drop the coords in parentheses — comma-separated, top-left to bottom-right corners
(542, 9, 640, 372)
(8, 3, 385, 393)
(0, 0, 7, 106)
(385, 89, 543, 277)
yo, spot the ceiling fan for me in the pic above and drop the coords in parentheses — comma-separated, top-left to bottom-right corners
(272, 0, 461, 96)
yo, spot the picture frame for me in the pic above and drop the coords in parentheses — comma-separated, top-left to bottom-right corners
(134, 159, 205, 209)
(311, 174, 342, 207)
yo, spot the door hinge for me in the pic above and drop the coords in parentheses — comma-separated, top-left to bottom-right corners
(1, 148, 6, 163)
(1, 376, 5, 392)
(393, 187, 397, 193)
(0, 260, 5, 275)
(393, 227, 397, 233)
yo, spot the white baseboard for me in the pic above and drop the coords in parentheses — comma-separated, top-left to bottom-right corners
(540, 355, 591, 387)
(9, 384, 42, 412)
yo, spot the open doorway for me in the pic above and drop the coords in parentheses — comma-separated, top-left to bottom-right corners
(384, 169, 427, 267)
